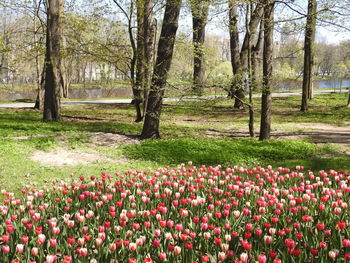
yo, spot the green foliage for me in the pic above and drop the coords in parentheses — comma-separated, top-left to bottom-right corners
(274, 63, 297, 80)
(206, 61, 232, 85)
(123, 138, 318, 167)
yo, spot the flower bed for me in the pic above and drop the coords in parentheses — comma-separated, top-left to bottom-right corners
(0, 164, 350, 262)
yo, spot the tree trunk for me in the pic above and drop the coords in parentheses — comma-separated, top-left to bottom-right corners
(230, 2, 263, 109)
(33, 0, 44, 110)
(246, 3, 254, 138)
(191, 0, 210, 95)
(43, 0, 65, 121)
(234, 4, 263, 109)
(134, 0, 145, 122)
(228, 1, 242, 103)
(347, 88, 350, 107)
(34, 66, 45, 110)
(142, 0, 156, 118)
(121, 0, 142, 122)
(240, 4, 264, 70)
(1, 7, 10, 83)
(141, 0, 182, 139)
(259, 0, 274, 141)
(251, 20, 264, 93)
(301, 0, 317, 112)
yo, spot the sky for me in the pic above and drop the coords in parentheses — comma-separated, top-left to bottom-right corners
(177, 0, 350, 45)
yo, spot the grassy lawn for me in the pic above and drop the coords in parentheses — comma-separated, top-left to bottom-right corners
(0, 93, 349, 193)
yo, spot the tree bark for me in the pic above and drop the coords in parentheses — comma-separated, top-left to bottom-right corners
(134, 0, 145, 122)
(228, 1, 242, 105)
(246, 3, 254, 138)
(142, 0, 156, 118)
(229, 2, 263, 109)
(251, 20, 264, 93)
(141, 0, 182, 139)
(259, 0, 274, 141)
(0, 7, 10, 83)
(33, 0, 44, 110)
(301, 0, 317, 112)
(43, 0, 65, 121)
(34, 66, 45, 110)
(240, 4, 264, 71)
(191, 0, 210, 95)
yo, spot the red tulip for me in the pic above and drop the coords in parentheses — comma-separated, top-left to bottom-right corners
(310, 248, 319, 256)
(343, 239, 350, 247)
(320, 241, 327, 249)
(63, 255, 72, 263)
(338, 221, 346, 229)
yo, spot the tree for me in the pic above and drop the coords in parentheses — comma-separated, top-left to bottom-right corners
(301, 0, 317, 112)
(228, 0, 241, 101)
(43, 0, 65, 121)
(142, 0, 156, 119)
(190, 0, 210, 94)
(113, 0, 142, 122)
(141, 0, 182, 139)
(259, 0, 274, 141)
(228, 1, 263, 109)
(114, 0, 156, 122)
(33, 0, 45, 110)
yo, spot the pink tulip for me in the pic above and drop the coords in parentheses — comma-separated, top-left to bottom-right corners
(2, 245, 10, 253)
(95, 238, 103, 247)
(240, 252, 248, 262)
(31, 247, 39, 256)
(174, 245, 181, 255)
(49, 238, 57, 247)
(67, 220, 75, 228)
(129, 242, 137, 251)
(79, 248, 88, 257)
(37, 234, 46, 246)
(159, 252, 166, 261)
(258, 254, 267, 263)
(218, 251, 226, 261)
(46, 254, 57, 263)
(16, 244, 24, 253)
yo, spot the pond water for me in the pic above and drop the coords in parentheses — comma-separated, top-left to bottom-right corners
(0, 87, 132, 101)
(278, 78, 350, 91)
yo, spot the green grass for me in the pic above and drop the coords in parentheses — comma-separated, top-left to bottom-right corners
(0, 93, 348, 138)
(0, 93, 349, 193)
(0, 137, 160, 193)
(122, 138, 318, 167)
(271, 93, 350, 125)
(122, 137, 350, 171)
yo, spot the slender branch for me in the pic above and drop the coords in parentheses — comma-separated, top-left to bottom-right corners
(112, 0, 131, 22)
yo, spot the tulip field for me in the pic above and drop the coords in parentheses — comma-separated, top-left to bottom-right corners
(0, 163, 350, 263)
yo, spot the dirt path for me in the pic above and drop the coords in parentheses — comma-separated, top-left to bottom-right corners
(227, 122, 350, 147)
(26, 133, 140, 167)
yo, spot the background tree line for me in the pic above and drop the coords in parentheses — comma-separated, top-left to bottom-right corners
(0, 0, 350, 139)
